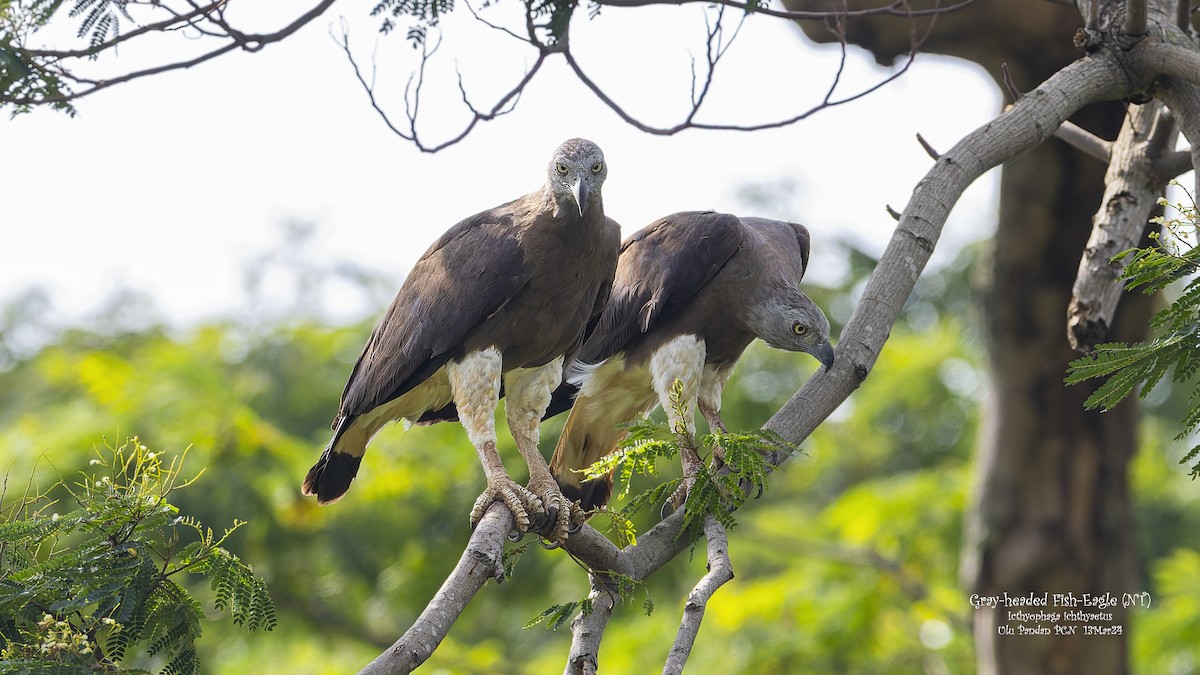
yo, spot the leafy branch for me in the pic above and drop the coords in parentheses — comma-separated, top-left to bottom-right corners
(0, 437, 275, 674)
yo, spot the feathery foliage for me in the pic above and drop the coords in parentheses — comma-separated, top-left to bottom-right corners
(581, 379, 796, 541)
(1067, 189, 1200, 477)
(0, 438, 275, 673)
(530, 379, 795, 632)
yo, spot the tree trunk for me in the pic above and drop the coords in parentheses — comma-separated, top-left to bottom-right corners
(965, 110, 1147, 675)
(787, 2, 1150, 672)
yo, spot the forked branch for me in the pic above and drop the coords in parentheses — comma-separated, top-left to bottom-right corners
(361, 47, 1137, 675)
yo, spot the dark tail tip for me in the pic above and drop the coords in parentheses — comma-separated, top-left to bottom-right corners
(556, 471, 614, 519)
(302, 451, 363, 505)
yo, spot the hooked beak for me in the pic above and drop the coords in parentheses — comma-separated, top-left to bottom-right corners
(570, 175, 590, 217)
(814, 342, 835, 372)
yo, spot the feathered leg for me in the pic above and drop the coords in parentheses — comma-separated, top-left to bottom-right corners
(449, 348, 541, 536)
(505, 356, 582, 544)
(650, 336, 707, 510)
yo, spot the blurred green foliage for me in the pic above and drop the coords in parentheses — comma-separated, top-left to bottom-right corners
(1, 242, 1197, 673)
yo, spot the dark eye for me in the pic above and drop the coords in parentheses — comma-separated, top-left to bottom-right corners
(792, 322, 808, 336)
(592, 162, 603, 174)
(556, 163, 569, 175)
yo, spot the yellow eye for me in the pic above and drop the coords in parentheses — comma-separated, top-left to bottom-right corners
(592, 162, 603, 174)
(792, 322, 808, 336)
(556, 163, 568, 175)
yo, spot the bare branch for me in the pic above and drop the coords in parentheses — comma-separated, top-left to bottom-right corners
(662, 516, 733, 675)
(916, 132, 941, 159)
(462, 0, 531, 43)
(1068, 102, 1166, 353)
(1055, 119, 1114, 162)
(336, 24, 549, 153)
(2, 0, 336, 106)
(1001, 62, 1021, 102)
(561, 40, 918, 136)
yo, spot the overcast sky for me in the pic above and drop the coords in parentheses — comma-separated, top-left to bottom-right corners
(0, 3, 999, 327)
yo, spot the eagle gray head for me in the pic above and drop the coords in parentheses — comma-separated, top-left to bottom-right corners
(747, 284, 835, 370)
(547, 138, 607, 217)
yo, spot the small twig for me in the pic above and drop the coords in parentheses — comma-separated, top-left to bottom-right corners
(337, 23, 548, 153)
(916, 133, 940, 160)
(463, 0, 531, 43)
(1125, 0, 1148, 35)
(1054, 120, 1113, 162)
(662, 515, 734, 675)
(886, 205, 902, 221)
(1001, 62, 1021, 102)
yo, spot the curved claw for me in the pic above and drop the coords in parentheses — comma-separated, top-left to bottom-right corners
(567, 520, 583, 536)
(470, 475, 540, 537)
(525, 476, 573, 547)
(660, 500, 675, 521)
(508, 528, 525, 542)
(538, 537, 561, 550)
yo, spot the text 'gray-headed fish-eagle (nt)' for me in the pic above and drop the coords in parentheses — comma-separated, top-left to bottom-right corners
(546, 211, 835, 515)
(302, 138, 620, 545)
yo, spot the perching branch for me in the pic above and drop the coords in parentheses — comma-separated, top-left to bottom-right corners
(361, 45, 1139, 675)
(357, 503, 513, 675)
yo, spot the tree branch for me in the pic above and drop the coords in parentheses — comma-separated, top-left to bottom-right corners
(563, 572, 620, 675)
(357, 504, 513, 675)
(1067, 101, 1166, 353)
(336, 24, 548, 153)
(662, 515, 733, 675)
(1055, 119, 1114, 162)
(763, 53, 1132, 450)
(592, 0, 982, 22)
(2, 0, 336, 106)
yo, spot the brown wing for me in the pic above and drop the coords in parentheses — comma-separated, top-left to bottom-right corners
(740, 216, 811, 279)
(578, 211, 744, 364)
(334, 209, 531, 428)
(544, 212, 742, 420)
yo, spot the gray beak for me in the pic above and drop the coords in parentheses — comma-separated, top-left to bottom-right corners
(814, 342, 835, 372)
(570, 176, 590, 216)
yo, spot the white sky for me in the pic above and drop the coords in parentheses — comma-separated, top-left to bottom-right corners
(0, 2, 1000, 326)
